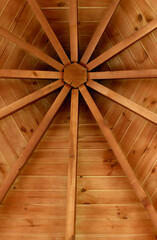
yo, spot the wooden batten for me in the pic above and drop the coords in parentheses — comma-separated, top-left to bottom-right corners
(69, 0, 78, 62)
(65, 89, 79, 240)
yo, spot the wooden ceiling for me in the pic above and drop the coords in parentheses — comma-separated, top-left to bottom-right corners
(0, 0, 156, 239)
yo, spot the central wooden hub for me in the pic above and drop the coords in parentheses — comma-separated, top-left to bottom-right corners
(64, 63, 87, 88)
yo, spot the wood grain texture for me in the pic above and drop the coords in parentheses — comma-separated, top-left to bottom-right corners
(86, 18, 157, 70)
(27, 0, 70, 65)
(86, 79, 157, 124)
(0, 80, 64, 120)
(69, 0, 78, 62)
(79, 84, 157, 229)
(89, 70, 157, 79)
(0, 70, 62, 79)
(65, 89, 79, 240)
(0, 84, 71, 203)
(80, 0, 120, 65)
(0, 26, 63, 71)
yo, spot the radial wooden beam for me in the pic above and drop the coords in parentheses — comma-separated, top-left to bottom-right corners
(0, 84, 71, 203)
(69, 0, 78, 62)
(80, 0, 120, 65)
(89, 69, 157, 80)
(27, 0, 70, 65)
(0, 69, 62, 79)
(65, 89, 79, 240)
(79, 84, 157, 230)
(0, 80, 64, 120)
(0, 26, 63, 71)
(87, 79, 157, 124)
(86, 18, 157, 71)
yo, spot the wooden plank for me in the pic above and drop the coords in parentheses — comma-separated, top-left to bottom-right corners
(0, 70, 62, 79)
(143, 160, 157, 198)
(76, 235, 157, 240)
(0, 236, 64, 240)
(0, 80, 64, 120)
(0, 219, 65, 234)
(77, 162, 123, 176)
(135, 133, 157, 184)
(76, 204, 148, 220)
(65, 89, 79, 240)
(30, 149, 69, 162)
(3, 191, 67, 205)
(27, 0, 70, 65)
(77, 176, 131, 191)
(0, 26, 63, 71)
(12, 176, 67, 190)
(76, 219, 157, 234)
(80, 0, 120, 65)
(77, 190, 139, 205)
(87, 80, 157, 124)
(0, 84, 71, 203)
(79, 84, 157, 229)
(0, 235, 155, 240)
(86, 18, 157, 70)
(0, 204, 66, 219)
(69, 0, 78, 62)
(89, 69, 157, 80)
(21, 163, 68, 176)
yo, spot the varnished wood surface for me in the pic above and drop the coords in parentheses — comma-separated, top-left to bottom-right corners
(0, 84, 71, 203)
(80, 0, 120, 64)
(0, 0, 157, 239)
(0, 26, 63, 71)
(0, 80, 64, 120)
(87, 79, 157, 124)
(65, 89, 79, 240)
(79, 84, 157, 229)
(69, 0, 78, 62)
(27, 0, 70, 65)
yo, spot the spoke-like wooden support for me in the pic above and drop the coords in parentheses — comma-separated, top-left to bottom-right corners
(27, 0, 70, 65)
(86, 18, 157, 71)
(89, 69, 157, 80)
(80, 0, 120, 65)
(87, 79, 157, 124)
(69, 0, 78, 62)
(79, 84, 157, 230)
(0, 69, 62, 79)
(0, 26, 63, 71)
(65, 89, 79, 240)
(0, 84, 71, 203)
(0, 80, 64, 120)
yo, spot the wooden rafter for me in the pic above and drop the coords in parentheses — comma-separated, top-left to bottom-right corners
(69, 0, 78, 62)
(0, 26, 63, 71)
(0, 84, 71, 203)
(80, 0, 120, 65)
(27, 0, 70, 66)
(87, 79, 157, 124)
(89, 69, 157, 80)
(65, 89, 79, 240)
(0, 80, 64, 120)
(0, 69, 62, 79)
(86, 18, 157, 71)
(79, 84, 157, 230)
